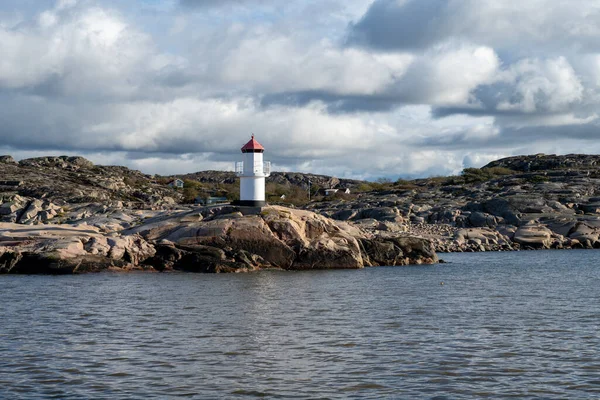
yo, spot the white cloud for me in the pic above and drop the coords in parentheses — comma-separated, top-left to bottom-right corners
(0, 2, 172, 99)
(195, 25, 414, 96)
(0, 0, 600, 180)
(350, 0, 600, 54)
(495, 57, 584, 113)
(398, 43, 500, 105)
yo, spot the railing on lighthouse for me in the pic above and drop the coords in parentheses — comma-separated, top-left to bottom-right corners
(235, 161, 271, 176)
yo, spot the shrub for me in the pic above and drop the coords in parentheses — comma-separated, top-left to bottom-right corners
(395, 179, 418, 189)
(182, 186, 199, 203)
(461, 167, 517, 183)
(183, 179, 203, 190)
(485, 167, 517, 176)
(526, 175, 549, 183)
(357, 183, 375, 192)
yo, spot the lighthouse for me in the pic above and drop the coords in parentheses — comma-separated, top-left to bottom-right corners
(235, 135, 271, 207)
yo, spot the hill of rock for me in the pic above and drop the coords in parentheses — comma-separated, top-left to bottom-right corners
(484, 153, 600, 172)
(176, 170, 363, 190)
(0, 155, 180, 207)
(0, 205, 437, 274)
(2, 152, 600, 268)
(309, 153, 600, 251)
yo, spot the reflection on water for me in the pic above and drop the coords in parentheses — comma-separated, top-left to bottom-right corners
(1, 250, 600, 399)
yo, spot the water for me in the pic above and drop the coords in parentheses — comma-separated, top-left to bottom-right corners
(1, 250, 599, 399)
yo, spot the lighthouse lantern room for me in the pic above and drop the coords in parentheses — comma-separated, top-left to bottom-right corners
(235, 135, 271, 207)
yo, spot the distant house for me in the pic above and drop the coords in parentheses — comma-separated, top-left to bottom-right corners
(195, 196, 229, 205)
(168, 179, 184, 189)
(324, 188, 350, 196)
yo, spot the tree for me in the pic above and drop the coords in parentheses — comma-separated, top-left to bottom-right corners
(182, 179, 202, 203)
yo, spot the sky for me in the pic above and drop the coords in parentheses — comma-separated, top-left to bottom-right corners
(1, 0, 599, 180)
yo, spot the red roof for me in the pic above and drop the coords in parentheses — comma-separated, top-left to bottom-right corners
(241, 135, 265, 152)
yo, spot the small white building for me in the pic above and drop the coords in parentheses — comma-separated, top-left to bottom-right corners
(325, 188, 351, 196)
(235, 135, 270, 207)
(168, 179, 184, 189)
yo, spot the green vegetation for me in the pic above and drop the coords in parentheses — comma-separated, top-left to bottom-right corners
(123, 176, 146, 188)
(266, 182, 310, 206)
(215, 183, 240, 202)
(166, 165, 520, 205)
(460, 167, 517, 184)
(395, 179, 418, 190)
(182, 179, 202, 203)
(525, 175, 549, 184)
(425, 176, 453, 186)
(357, 182, 376, 192)
(182, 180, 240, 204)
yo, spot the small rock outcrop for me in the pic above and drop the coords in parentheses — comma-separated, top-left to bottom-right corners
(136, 206, 438, 272)
(0, 205, 438, 274)
(0, 155, 183, 206)
(0, 156, 16, 165)
(0, 224, 155, 274)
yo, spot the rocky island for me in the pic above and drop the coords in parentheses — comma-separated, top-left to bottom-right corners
(1, 153, 600, 274)
(307, 153, 600, 252)
(0, 156, 436, 273)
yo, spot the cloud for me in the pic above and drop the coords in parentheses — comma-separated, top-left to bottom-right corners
(179, 0, 269, 9)
(0, 2, 167, 100)
(432, 57, 585, 118)
(347, 0, 600, 54)
(494, 57, 584, 113)
(1, 0, 600, 181)
(394, 43, 499, 105)
(261, 42, 499, 112)
(347, 0, 452, 51)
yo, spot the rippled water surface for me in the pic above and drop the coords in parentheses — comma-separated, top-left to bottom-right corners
(1, 250, 600, 399)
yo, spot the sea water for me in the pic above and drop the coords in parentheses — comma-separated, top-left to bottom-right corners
(1, 250, 599, 399)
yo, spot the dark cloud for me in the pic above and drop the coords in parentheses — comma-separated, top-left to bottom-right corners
(2, 0, 600, 179)
(261, 91, 402, 114)
(346, 0, 450, 50)
(347, 0, 600, 55)
(179, 0, 261, 8)
(432, 106, 527, 119)
(412, 123, 600, 151)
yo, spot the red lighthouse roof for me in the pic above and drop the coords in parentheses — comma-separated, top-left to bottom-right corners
(241, 135, 265, 153)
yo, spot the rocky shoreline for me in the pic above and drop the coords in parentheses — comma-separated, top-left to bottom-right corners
(307, 154, 600, 253)
(0, 205, 437, 274)
(2, 153, 600, 274)
(403, 222, 600, 253)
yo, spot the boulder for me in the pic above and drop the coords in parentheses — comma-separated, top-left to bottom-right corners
(360, 236, 437, 266)
(579, 203, 600, 214)
(454, 228, 509, 246)
(474, 198, 522, 225)
(358, 207, 403, 223)
(0, 155, 16, 164)
(331, 209, 358, 221)
(142, 206, 438, 272)
(468, 211, 497, 228)
(567, 222, 600, 248)
(513, 225, 553, 249)
(0, 223, 155, 274)
(0, 202, 22, 216)
(18, 200, 44, 223)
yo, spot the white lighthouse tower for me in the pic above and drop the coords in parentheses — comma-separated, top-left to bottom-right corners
(236, 135, 271, 207)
